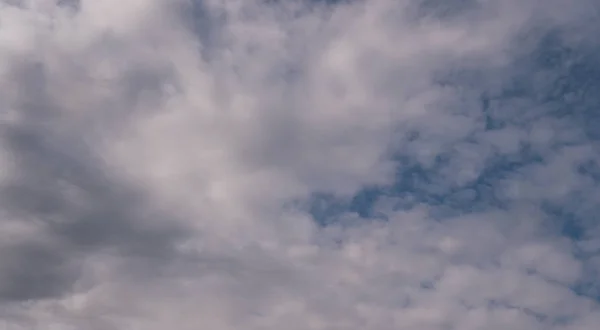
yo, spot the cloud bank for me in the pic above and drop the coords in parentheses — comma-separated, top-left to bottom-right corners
(0, 0, 600, 329)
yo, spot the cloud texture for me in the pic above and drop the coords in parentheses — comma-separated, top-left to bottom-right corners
(0, 0, 600, 328)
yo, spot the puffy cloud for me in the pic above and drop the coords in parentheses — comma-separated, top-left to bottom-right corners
(0, 0, 599, 329)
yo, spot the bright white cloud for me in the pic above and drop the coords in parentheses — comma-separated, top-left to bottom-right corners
(0, 0, 599, 329)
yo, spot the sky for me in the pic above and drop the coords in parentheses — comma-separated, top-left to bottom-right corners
(0, 0, 600, 329)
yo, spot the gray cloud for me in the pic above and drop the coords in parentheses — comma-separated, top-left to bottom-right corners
(0, 0, 599, 329)
(0, 58, 189, 304)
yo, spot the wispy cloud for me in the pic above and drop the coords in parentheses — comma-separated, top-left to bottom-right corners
(0, 0, 599, 329)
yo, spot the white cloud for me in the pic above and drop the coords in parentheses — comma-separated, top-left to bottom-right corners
(0, 0, 599, 329)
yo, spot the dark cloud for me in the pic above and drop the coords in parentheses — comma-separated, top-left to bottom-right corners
(0, 60, 189, 303)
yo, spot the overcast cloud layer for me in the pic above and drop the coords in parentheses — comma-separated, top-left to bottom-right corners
(1, 0, 600, 329)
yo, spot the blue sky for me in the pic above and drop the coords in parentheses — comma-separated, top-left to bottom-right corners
(315, 26, 600, 228)
(0, 0, 599, 329)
